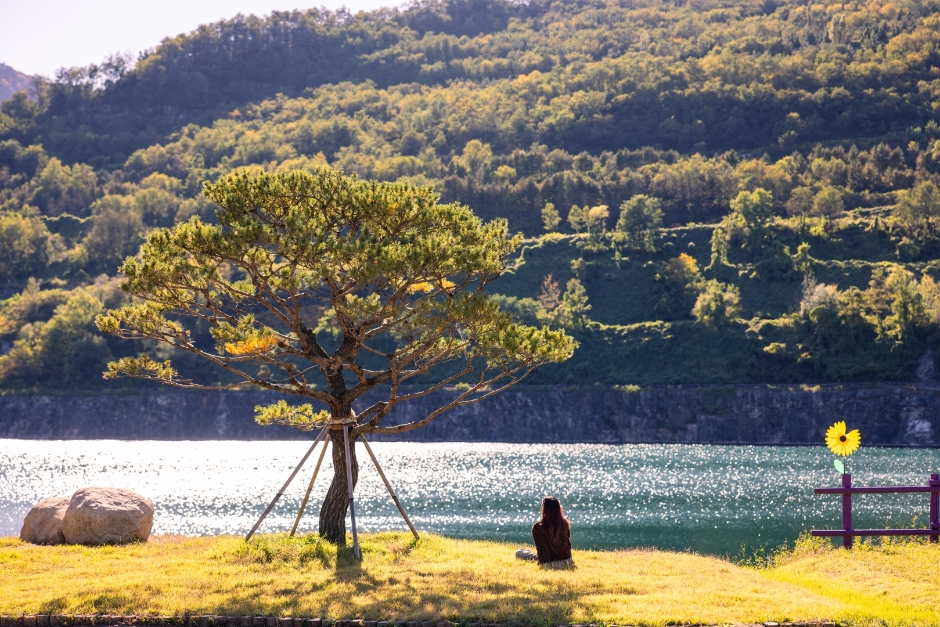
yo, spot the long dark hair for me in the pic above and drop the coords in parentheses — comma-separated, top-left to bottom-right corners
(539, 496, 570, 542)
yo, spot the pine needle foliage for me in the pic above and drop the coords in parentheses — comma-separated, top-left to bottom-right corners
(96, 168, 575, 435)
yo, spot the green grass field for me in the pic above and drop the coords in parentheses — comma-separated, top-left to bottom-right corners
(2, 532, 940, 626)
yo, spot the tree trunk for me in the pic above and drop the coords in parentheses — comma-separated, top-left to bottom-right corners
(318, 426, 359, 544)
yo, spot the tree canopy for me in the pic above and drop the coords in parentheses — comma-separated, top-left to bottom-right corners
(96, 168, 575, 432)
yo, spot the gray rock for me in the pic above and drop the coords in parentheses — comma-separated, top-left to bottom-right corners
(20, 497, 69, 544)
(61, 487, 154, 545)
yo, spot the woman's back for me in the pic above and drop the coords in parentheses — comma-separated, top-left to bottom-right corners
(531, 519, 572, 564)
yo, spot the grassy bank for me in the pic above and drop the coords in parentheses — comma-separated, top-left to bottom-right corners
(1, 532, 939, 626)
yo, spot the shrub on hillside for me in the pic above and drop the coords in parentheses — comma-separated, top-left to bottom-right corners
(692, 280, 741, 327)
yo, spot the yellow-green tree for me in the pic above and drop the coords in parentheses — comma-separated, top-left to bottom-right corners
(812, 186, 845, 233)
(894, 181, 940, 233)
(567, 204, 587, 233)
(539, 278, 591, 329)
(785, 186, 815, 230)
(583, 204, 610, 245)
(692, 280, 741, 327)
(0, 208, 61, 283)
(541, 202, 561, 232)
(96, 168, 576, 543)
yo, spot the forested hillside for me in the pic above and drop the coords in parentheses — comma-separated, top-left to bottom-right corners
(3, 0, 940, 391)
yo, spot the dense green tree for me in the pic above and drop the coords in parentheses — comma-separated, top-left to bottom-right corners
(82, 195, 145, 269)
(812, 187, 845, 233)
(132, 187, 176, 227)
(0, 140, 48, 186)
(0, 278, 70, 336)
(0, 290, 113, 388)
(615, 195, 663, 252)
(865, 266, 929, 340)
(488, 293, 541, 327)
(27, 158, 99, 217)
(785, 186, 815, 229)
(894, 181, 940, 233)
(541, 278, 592, 330)
(96, 168, 575, 543)
(581, 205, 610, 248)
(708, 188, 774, 268)
(0, 209, 61, 283)
(730, 188, 774, 235)
(654, 253, 702, 321)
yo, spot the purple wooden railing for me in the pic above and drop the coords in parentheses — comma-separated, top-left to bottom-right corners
(812, 473, 940, 548)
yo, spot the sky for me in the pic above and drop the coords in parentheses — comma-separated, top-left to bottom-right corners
(0, 0, 407, 77)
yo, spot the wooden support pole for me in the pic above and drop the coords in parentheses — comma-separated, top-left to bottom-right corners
(343, 422, 361, 559)
(289, 433, 331, 537)
(841, 473, 853, 549)
(930, 473, 939, 544)
(361, 435, 419, 540)
(245, 427, 327, 541)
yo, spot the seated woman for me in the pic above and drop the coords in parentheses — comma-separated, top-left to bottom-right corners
(515, 496, 574, 568)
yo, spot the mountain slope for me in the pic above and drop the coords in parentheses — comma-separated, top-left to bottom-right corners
(2, 0, 940, 391)
(0, 64, 35, 103)
(6, 0, 940, 167)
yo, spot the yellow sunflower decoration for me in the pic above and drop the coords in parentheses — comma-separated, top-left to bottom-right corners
(825, 421, 860, 473)
(826, 421, 861, 456)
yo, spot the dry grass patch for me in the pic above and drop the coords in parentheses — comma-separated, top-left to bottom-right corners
(0, 532, 938, 625)
(763, 535, 940, 626)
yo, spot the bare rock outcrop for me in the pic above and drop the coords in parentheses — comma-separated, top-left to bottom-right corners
(1, 385, 939, 445)
(20, 496, 69, 544)
(61, 487, 154, 545)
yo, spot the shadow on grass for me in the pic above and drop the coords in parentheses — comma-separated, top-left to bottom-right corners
(231, 534, 333, 570)
(37, 590, 138, 615)
(330, 567, 632, 622)
(335, 544, 362, 573)
(24, 534, 636, 622)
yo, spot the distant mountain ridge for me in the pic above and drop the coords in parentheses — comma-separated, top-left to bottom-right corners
(0, 63, 35, 102)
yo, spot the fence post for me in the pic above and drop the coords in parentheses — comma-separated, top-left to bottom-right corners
(842, 473, 853, 549)
(930, 473, 940, 545)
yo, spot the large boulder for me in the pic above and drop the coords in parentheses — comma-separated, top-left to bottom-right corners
(61, 487, 154, 545)
(20, 497, 69, 544)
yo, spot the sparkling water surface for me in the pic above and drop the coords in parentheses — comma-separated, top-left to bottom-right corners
(1, 440, 938, 556)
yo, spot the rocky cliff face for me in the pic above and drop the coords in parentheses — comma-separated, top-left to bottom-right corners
(0, 384, 937, 445)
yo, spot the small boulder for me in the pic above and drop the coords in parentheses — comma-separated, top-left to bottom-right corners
(61, 487, 154, 545)
(20, 497, 70, 544)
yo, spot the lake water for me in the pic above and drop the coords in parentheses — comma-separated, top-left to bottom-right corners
(1, 440, 938, 556)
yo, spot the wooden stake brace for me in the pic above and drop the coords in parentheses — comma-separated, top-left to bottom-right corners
(342, 420, 361, 559)
(246, 413, 421, 555)
(245, 426, 328, 541)
(289, 433, 331, 537)
(361, 434, 420, 540)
